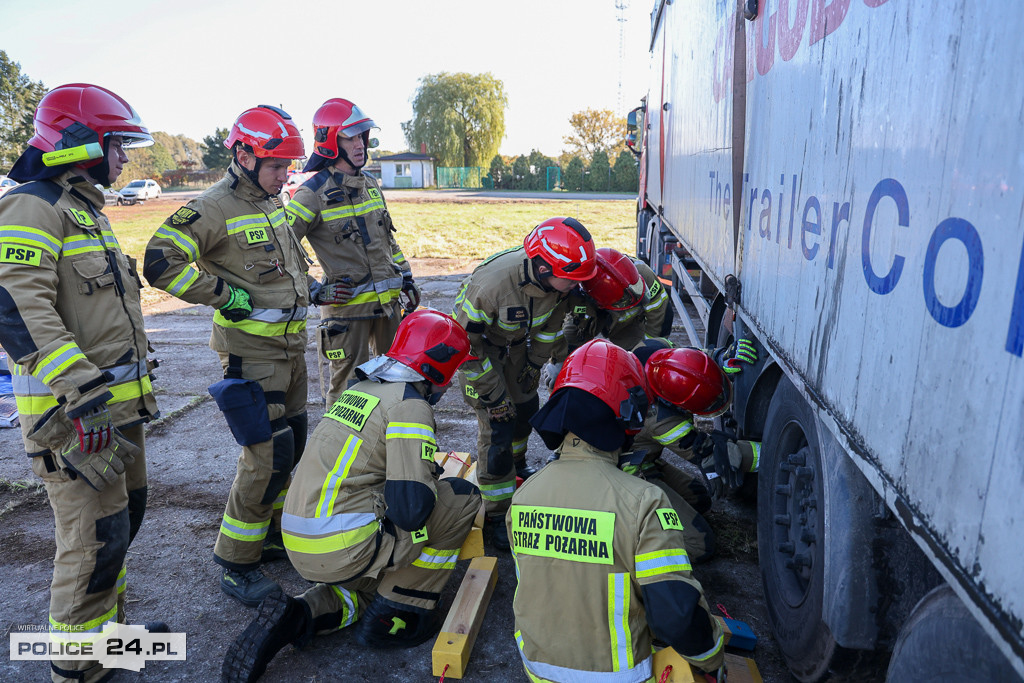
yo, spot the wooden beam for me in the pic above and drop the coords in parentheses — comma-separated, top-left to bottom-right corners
(652, 648, 762, 683)
(431, 556, 499, 679)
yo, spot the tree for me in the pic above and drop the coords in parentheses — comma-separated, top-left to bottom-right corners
(612, 149, 639, 192)
(489, 154, 507, 189)
(119, 141, 176, 187)
(562, 109, 625, 161)
(0, 51, 46, 173)
(512, 155, 530, 191)
(202, 127, 233, 171)
(402, 72, 508, 168)
(564, 156, 585, 192)
(528, 149, 557, 191)
(585, 150, 611, 192)
(154, 131, 207, 170)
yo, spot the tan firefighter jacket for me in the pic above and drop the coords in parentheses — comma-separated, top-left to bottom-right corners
(0, 171, 158, 455)
(143, 161, 309, 359)
(557, 259, 670, 362)
(281, 379, 441, 583)
(507, 434, 724, 680)
(453, 247, 569, 406)
(285, 169, 410, 320)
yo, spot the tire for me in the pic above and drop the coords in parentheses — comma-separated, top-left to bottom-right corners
(759, 377, 849, 681)
(636, 208, 654, 263)
(886, 585, 1022, 682)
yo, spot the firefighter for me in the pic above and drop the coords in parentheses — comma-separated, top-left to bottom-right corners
(221, 310, 480, 683)
(285, 98, 418, 406)
(639, 340, 762, 496)
(0, 83, 161, 683)
(543, 247, 671, 386)
(143, 105, 310, 607)
(509, 339, 725, 681)
(453, 217, 597, 551)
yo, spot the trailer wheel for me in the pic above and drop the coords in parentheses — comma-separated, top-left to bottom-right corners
(886, 585, 1022, 682)
(759, 377, 849, 681)
(636, 208, 654, 263)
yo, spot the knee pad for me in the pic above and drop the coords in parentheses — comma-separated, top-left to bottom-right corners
(486, 442, 513, 476)
(87, 507, 130, 593)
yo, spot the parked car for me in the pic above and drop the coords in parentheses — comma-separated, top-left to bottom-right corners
(95, 184, 126, 206)
(283, 171, 315, 201)
(120, 178, 161, 202)
(0, 176, 18, 199)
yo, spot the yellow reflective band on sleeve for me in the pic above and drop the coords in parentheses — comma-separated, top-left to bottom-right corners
(0, 242, 43, 265)
(459, 296, 493, 324)
(510, 505, 615, 565)
(330, 585, 360, 628)
(386, 421, 437, 443)
(652, 420, 693, 445)
(213, 311, 307, 336)
(282, 521, 378, 555)
(219, 514, 271, 542)
(61, 233, 107, 257)
(154, 225, 199, 261)
(226, 213, 271, 236)
(0, 226, 61, 259)
(320, 195, 385, 222)
(412, 546, 461, 570)
(479, 481, 515, 502)
(324, 390, 380, 432)
(411, 526, 429, 544)
(634, 548, 692, 578)
(274, 487, 287, 511)
(689, 632, 725, 663)
(393, 250, 406, 264)
(656, 508, 685, 531)
(461, 358, 492, 382)
(35, 342, 86, 384)
(167, 265, 200, 296)
(608, 572, 635, 671)
(286, 200, 315, 223)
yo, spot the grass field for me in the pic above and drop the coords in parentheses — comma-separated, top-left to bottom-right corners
(104, 198, 639, 265)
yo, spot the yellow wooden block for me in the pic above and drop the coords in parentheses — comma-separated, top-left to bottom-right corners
(435, 450, 472, 479)
(457, 526, 484, 561)
(431, 556, 499, 679)
(651, 648, 762, 683)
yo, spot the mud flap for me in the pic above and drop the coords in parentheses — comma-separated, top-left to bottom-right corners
(208, 378, 272, 446)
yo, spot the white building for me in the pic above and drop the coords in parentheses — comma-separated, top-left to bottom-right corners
(376, 152, 435, 189)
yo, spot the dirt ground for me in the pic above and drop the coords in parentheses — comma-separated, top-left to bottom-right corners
(0, 259, 799, 683)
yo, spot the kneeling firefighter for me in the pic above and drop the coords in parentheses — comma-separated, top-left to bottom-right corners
(222, 310, 481, 683)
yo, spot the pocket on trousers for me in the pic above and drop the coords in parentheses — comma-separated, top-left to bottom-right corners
(319, 322, 349, 362)
(208, 378, 272, 446)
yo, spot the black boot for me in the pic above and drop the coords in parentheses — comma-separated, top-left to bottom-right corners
(222, 591, 311, 683)
(354, 596, 439, 649)
(483, 514, 510, 553)
(514, 457, 538, 480)
(261, 531, 287, 563)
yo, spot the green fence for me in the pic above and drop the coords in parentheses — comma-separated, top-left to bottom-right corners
(437, 167, 484, 189)
(546, 167, 562, 191)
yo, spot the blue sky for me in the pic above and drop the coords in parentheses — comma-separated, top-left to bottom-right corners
(1, 0, 655, 157)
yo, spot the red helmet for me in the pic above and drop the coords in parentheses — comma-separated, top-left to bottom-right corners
(310, 98, 378, 159)
(553, 339, 652, 433)
(646, 348, 732, 417)
(385, 310, 475, 386)
(28, 83, 153, 164)
(225, 105, 305, 159)
(523, 217, 598, 281)
(583, 248, 645, 310)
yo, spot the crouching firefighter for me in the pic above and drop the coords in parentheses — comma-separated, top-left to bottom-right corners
(509, 339, 726, 682)
(0, 83, 162, 683)
(222, 310, 481, 683)
(143, 105, 311, 606)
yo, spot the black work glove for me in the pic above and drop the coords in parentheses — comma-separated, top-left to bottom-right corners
(517, 361, 541, 393)
(311, 276, 353, 305)
(401, 275, 421, 312)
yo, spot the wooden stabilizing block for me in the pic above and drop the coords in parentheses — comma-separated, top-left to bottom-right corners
(717, 616, 757, 651)
(435, 450, 473, 479)
(431, 556, 499, 679)
(457, 526, 484, 561)
(652, 648, 762, 683)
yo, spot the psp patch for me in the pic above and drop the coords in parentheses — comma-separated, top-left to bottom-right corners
(367, 188, 381, 200)
(68, 208, 95, 228)
(0, 243, 42, 266)
(656, 508, 684, 531)
(411, 526, 429, 544)
(421, 441, 437, 462)
(647, 280, 662, 297)
(169, 207, 200, 226)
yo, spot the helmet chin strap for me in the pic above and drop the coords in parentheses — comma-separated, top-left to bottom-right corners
(85, 138, 111, 186)
(235, 146, 270, 194)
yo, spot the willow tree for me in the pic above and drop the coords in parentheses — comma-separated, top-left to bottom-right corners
(402, 72, 507, 168)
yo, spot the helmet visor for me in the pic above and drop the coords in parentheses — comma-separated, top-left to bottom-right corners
(110, 131, 154, 149)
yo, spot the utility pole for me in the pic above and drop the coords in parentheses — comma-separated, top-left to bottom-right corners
(616, 0, 629, 115)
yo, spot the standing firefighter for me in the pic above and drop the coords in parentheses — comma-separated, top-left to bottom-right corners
(143, 105, 310, 606)
(0, 83, 161, 683)
(544, 246, 672, 386)
(509, 339, 725, 681)
(222, 310, 480, 683)
(453, 217, 596, 551)
(285, 98, 418, 406)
